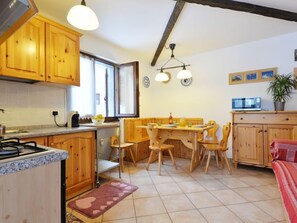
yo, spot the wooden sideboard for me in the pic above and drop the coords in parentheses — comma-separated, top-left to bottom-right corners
(232, 111, 297, 168)
(124, 117, 204, 161)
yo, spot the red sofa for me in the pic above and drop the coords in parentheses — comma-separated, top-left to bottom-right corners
(270, 139, 297, 223)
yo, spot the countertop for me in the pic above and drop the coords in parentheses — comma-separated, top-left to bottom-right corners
(0, 125, 99, 176)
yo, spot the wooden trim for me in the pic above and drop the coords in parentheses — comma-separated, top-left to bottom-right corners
(181, 0, 297, 22)
(151, 0, 185, 66)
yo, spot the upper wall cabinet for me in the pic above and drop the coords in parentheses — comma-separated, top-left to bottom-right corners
(0, 15, 81, 86)
(0, 16, 45, 81)
(45, 22, 80, 86)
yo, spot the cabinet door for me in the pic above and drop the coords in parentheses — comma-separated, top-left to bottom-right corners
(264, 125, 297, 167)
(234, 124, 264, 165)
(46, 23, 80, 86)
(48, 131, 95, 198)
(0, 17, 45, 81)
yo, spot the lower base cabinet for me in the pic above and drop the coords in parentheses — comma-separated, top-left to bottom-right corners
(48, 131, 95, 199)
(232, 111, 297, 168)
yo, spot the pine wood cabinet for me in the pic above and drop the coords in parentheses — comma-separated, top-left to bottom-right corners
(45, 22, 80, 85)
(232, 111, 297, 168)
(48, 131, 95, 199)
(0, 15, 80, 86)
(0, 16, 45, 81)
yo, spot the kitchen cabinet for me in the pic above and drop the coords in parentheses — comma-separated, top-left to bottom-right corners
(0, 15, 81, 86)
(232, 111, 297, 168)
(48, 131, 95, 199)
(0, 16, 45, 81)
(45, 21, 80, 85)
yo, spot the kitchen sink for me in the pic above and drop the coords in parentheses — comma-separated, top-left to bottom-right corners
(5, 129, 29, 134)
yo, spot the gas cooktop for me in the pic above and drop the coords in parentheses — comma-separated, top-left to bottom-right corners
(0, 137, 50, 161)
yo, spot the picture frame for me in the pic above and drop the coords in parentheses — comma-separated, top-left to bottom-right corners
(229, 72, 244, 85)
(245, 70, 259, 82)
(259, 67, 277, 81)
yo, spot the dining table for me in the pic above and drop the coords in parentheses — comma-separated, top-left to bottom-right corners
(138, 124, 213, 172)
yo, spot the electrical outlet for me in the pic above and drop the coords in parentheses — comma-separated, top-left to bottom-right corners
(52, 111, 58, 116)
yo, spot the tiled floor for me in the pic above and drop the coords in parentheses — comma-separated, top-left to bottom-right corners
(73, 157, 286, 223)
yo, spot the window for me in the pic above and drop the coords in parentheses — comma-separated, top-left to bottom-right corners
(67, 53, 139, 118)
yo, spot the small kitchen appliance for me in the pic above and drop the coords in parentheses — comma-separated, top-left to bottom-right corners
(232, 97, 261, 111)
(67, 111, 80, 128)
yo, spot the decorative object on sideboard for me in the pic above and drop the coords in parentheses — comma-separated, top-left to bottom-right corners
(155, 43, 192, 82)
(267, 73, 297, 111)
(67, 0, 99, 31)
(229, 67, 277, 85)
(294, 67, 297, 90)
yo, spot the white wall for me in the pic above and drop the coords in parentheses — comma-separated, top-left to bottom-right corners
(140, 32, 297, 157)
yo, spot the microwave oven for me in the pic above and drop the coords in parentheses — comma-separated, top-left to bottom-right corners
(232, 97, 261, 111)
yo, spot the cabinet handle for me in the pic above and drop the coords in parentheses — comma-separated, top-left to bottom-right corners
(286, 118, 289, 121)
(258, 130, 263, 133)
(240, 118, 243, 120)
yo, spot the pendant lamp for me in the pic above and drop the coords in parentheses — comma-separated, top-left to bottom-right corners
(155, 43, 192, 82)
(67, 0, 99, 31)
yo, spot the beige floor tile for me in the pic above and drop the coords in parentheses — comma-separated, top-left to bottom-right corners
(134, 197, 166, 217)
(210, 189, 247, 205)
(137, 214, 172, 223)
(219, 177, 249, 188)
(177, 181, 206, 193)
(199, 206, 243, 223)
(170, 173, 195, 183)
(129, 176, 153, 186)
(187, 191, 222, 208)
(254, 184, 281, 199)
(150, 175, 174, 185)
(103, 199, 135, 221)
(161, 194, 195, 212)
(233, 187, 271, 202)
(227, 203, 276, 223)
(155, 182, 183, 195)
(169, 210, 207, 223)
(253, 199, 285, 221)
(103, 218, 137, 223)
(198, 179, 229, 191)
(132, 184, 159, 199)
(238, 176, 275, 187)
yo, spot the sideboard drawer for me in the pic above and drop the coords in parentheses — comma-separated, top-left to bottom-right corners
(233, 113, 297, 124)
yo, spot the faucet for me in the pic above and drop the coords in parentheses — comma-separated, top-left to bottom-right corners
(0, 109, 4, 113)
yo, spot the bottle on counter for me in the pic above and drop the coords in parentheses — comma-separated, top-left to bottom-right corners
(169, 112, 173, 124)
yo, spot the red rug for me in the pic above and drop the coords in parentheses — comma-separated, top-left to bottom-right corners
(68, 181, 138, 219)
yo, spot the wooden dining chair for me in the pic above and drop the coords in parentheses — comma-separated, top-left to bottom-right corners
(198, 120, 219, 162)
(109, 135, 136, 172)
(200, 122, 232, 174)
(146, 124, 177, 175)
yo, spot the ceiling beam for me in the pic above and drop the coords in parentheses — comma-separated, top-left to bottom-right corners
(151, 0, 185, 66)
(181, 0, 297, 22)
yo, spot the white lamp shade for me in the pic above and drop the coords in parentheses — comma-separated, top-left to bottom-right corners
(155, 72, 169, 82)
(177, 69, 192, 79)
(67, 5, 99, 30)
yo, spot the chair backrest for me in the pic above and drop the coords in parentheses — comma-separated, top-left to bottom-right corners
(146, 124, 160, 148)
(110, 135, 119, 145)
(219, 122, 231, 150)
(205, 120, 219, 141)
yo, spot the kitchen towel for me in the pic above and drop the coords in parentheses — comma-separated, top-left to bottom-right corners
(67, 181, 138, 219)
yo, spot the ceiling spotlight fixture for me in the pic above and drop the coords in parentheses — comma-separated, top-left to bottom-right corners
(155, 43, 192, 82)
(67, 0, 99, 31)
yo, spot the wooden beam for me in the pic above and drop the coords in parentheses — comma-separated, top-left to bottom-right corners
(151, 0, 185, 66)
(181, 0, 297, 22)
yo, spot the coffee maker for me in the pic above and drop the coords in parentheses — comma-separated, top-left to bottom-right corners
(67, 111, 80, 128)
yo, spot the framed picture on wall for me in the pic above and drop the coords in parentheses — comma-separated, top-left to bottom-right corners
(245, 71, 259, 82)
(229, 72, 244, 85)
(259, 67, 277, 81)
